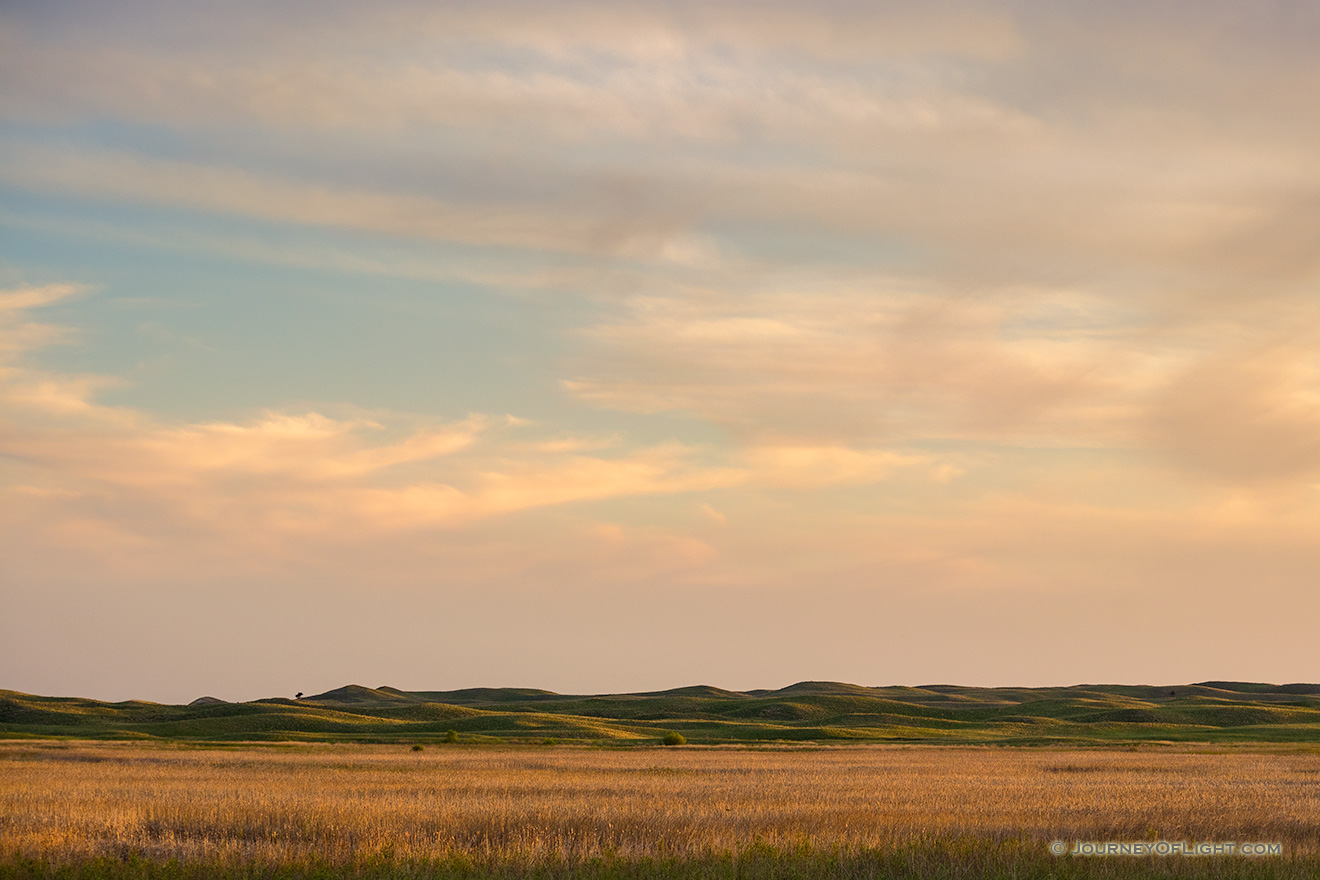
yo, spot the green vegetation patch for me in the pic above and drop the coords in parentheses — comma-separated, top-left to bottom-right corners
(3, 681, 1319, 746)
(5, 843, 1320, 880)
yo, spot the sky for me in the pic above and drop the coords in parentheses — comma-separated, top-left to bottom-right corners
(3, 0, 1319, 703)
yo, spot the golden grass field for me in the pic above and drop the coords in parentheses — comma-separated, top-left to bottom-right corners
(3, 740, 1319, 872)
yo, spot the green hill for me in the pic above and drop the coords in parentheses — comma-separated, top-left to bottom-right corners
(3, 681, 1318, 745)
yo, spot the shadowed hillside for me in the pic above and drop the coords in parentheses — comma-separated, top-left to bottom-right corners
(2, 681, 1318, 745)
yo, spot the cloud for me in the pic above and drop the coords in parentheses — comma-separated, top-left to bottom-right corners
(565, 285, 1147, 445)
(1148, 342, 1320, 482)
(742, 445, 924, 487)
(0, 283, 85, 312)
(562, 259, 1320, 489)
(0, 143, 672, 257)
(1, 2, 1022, 131)
(2, 397, 734, 538)
(0, 284, 86, 359)
(9, 0, 1320, 302)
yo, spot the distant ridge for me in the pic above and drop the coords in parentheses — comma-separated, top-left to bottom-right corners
(3, 681, 1318, 745)
(283, 680, 1320, 708)
(759, 681, 889, 698)
(397, 687, 562, 704)
(637, 685, 743, 699)
(303, 685, 413, 704)
(1194, 681, 1320, 695)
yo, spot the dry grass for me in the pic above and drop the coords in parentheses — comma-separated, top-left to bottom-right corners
(2, 741, 1318, 866)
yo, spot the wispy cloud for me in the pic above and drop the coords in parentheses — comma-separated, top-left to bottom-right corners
(566, 286, 1145, 443)
(0, 143, 687, 258)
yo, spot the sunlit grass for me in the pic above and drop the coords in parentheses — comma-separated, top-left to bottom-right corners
(3, 741, 1319, 874)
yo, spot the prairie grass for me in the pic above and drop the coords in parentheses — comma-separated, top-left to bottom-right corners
(3, 742, 1319, 878)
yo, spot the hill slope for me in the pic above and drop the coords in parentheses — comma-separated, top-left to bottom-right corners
(3, 681, 1318, 745)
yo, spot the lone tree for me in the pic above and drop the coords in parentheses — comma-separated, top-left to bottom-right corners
(295, 692, 304, 700)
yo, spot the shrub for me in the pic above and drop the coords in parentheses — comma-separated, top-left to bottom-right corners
(443, 730, 458, 743)
(411, 744, 423, 752)
(662, 732, 686, 746)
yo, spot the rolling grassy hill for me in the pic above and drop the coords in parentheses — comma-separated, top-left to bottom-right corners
(3, 680, 1319, 745)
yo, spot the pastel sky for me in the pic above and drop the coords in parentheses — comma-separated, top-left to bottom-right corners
(3, 1, 1319, 703)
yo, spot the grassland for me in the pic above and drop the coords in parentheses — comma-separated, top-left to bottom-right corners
(6, 683, 1319, 877)
(4, 680, 1320, 746)
(3, 740, 1320, 879)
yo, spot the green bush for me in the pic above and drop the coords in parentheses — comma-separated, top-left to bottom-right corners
(662, 731, 686, 746)
(411, 744, 423, 752)
(443, 729, 459, 743)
